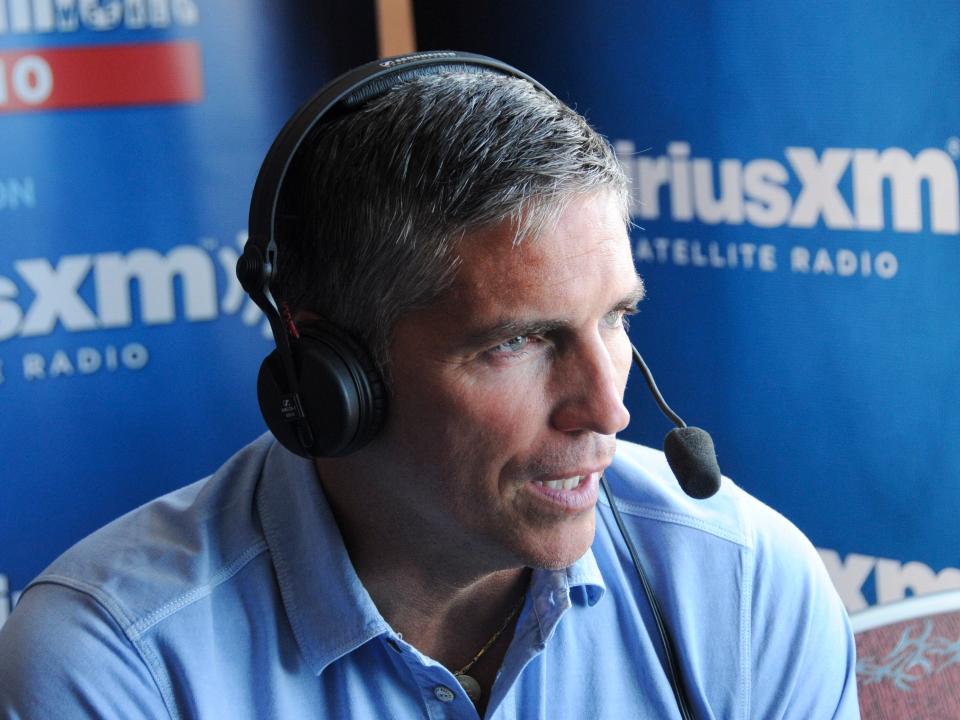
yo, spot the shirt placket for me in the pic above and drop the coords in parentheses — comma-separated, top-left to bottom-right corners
(383, 634, 481, 720)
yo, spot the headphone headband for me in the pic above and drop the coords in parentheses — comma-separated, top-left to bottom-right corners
(247, 51, 553, 274)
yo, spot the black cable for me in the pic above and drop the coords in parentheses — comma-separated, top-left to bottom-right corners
(600, 473, 696, 720)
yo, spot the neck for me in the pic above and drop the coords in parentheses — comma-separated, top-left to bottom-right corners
(315, 457, 530, 671)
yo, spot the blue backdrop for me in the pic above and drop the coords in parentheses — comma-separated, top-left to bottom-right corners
(3, 1, 958, 628)
(0, 0, 376, 610)
(415, 0, 960, 616)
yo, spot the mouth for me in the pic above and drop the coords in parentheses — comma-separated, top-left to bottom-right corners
(533, 475, 585, 491)
(525, 471, 601, 512)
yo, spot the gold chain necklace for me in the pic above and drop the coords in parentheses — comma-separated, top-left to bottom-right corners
(453, 591, 527, 706)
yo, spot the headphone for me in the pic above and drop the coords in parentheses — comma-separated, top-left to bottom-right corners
(236, 50, 713, 719)
(236, 51, 551, 459)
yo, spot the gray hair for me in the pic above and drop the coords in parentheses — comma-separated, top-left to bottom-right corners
(275, 70, 627, 374)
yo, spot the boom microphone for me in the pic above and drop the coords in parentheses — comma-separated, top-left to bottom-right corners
(630, 345, 721, 499)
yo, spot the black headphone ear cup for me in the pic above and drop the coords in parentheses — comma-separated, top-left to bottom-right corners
(257, 350, 307, 457)
(256, 322, 386, 458)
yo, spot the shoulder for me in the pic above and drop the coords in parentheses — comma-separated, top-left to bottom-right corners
(0, 582, 171, 718)
(4, 436, 274, 676)
(0, 434, 280, 716)
(601, 439, 859, 717)
(603, 438, 840, 601)
(605, 438, 811, 558)
(31, 433, 276, 629)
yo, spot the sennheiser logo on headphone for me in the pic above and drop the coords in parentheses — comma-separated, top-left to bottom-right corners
(379, 51, 457, 68)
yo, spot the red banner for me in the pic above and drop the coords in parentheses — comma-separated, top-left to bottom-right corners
(0, 41, 203, 113)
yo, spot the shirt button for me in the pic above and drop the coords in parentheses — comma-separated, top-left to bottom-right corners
(433, 685, 456, 703)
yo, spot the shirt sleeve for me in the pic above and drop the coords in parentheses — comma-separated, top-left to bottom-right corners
(0, 582, 171, 720)
(747, 506, 861, 719)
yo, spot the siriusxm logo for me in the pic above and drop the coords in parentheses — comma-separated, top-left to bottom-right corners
(616, 141, 960, 235)
(0, 235, 265, 342)
(819, 549, 960, 613)
(0, 0, 198, 33)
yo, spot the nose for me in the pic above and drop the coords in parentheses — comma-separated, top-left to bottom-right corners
(550, 334, 631, 436)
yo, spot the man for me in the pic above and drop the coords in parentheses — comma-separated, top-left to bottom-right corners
(0, 55, 860, 718)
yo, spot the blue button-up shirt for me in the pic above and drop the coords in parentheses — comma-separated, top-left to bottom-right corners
(0, 435, 859, 718)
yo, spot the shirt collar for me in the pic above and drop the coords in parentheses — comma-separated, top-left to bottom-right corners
(255, 438, 607, 673)
(565, 549, 606, 606)
(255, 439, 388, 675)
(527, 546, 606, 644)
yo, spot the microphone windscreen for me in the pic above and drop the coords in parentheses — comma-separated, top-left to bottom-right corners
(663, 427, 722, 499)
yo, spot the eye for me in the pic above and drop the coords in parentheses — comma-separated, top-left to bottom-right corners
(492, 335, 529, 354)
(601, 309, 625, 329)
(602, 305, 638, 331)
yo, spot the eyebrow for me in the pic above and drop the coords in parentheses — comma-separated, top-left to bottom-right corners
(461, 276, 646, 349)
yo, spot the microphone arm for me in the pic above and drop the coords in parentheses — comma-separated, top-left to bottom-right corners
(630, 343, 721, 500)
(631, 344, 686, 429)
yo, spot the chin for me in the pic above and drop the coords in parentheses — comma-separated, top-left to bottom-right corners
(518, 512, 596, 570)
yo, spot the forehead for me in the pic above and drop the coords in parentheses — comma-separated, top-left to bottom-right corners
(446, 192, 636, 315)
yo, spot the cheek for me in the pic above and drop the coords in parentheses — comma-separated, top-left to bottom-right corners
(399, 369, 551, 465)
(613, 332, 633, 389)
(444, 374, 549, 445)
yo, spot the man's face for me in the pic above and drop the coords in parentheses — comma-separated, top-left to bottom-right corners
(373, 190, 640, 571)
